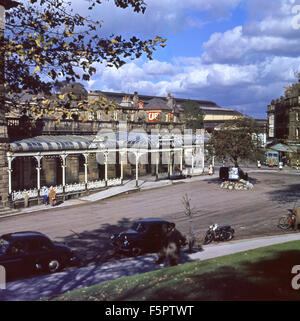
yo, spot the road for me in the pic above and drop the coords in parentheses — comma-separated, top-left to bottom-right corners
(0, 169, 299, 267)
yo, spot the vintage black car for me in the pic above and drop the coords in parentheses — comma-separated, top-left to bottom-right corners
(111, 218, 186, 257)
(0, 231, 79, 279)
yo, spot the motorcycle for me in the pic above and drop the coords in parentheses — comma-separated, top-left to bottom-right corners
(203, 224, 235, 244)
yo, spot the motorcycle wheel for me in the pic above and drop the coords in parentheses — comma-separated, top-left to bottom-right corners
(204, 232, 213, 244)
(224, 231, 234, 241)
(278, 215, 293, 230)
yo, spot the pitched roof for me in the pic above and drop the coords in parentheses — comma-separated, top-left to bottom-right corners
(143, 98, 171, 111)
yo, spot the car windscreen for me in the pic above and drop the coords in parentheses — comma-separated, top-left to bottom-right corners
(132, 222, 146, 233)
(0, 238, 9, 254)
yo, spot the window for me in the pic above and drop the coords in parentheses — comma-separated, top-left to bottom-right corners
(133, 223, 146, 233)
(113, 111, 118, 121)
(88, 112, 94, 120)
(28, 239, 52, 252)
(268, 114, 274, 138)
(0, 239, 9, 254)
(9, 241, 28, 255)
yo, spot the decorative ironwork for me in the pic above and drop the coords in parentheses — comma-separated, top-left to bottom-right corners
(87, 180, 106, 189)
(11, 188, 38, 201)
(107, 178, 122, 186)
(65, 182, 86, 193)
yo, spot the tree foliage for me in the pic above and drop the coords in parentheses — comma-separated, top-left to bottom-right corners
(181, 100, 204, 130)
(1, 0, 166, 115)
(209, 117, 262, 166)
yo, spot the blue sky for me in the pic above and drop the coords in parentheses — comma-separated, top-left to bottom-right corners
(73, 0, 300, 119)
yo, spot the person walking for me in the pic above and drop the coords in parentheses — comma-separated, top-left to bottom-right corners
(42, 187, 50, 205)
(156, 224, 186, 266)
(209, 164, 214, 175)
(48, 186, 56, 207)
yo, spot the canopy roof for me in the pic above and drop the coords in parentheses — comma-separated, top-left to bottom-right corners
(269, 143, 298, 153)
(10, 135, 94, 152)
(10, 133, 202, 152)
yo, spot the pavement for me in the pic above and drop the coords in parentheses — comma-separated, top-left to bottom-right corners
(2, 173, 220, 218)
(1, 232, 300, 301)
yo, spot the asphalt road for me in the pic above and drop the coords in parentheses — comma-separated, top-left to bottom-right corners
(0, 169, 299, 267)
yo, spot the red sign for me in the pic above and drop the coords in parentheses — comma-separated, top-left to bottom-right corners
(147, 110, 161, 122)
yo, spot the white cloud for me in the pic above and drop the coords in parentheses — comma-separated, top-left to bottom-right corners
(70, 0, 242, 37)
(74, 0, 300, 119)
(85, 54, 300, 118)
(202, 0, 300, 64)
(202, 26, 249, 64)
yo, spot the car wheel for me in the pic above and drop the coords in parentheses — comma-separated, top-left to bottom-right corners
(131, 247, 142, 257)
(47, 259, 61, 273)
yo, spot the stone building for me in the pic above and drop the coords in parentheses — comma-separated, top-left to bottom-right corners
(3, 90, 206, 208)
(0, 0, 19, 211)
(267, 82, 300, 142)
(267, 81, 300, 164)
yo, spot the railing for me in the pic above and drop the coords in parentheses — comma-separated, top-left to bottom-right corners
(11, 178, 123, 201)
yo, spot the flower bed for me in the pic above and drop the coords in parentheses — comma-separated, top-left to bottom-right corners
(220, 179, 254, 191)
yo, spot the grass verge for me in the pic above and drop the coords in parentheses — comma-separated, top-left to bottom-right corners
(49, 240, 300, 301)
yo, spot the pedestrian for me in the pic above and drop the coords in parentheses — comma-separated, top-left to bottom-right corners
(48, 186, 56, 206)
(42, 186, 49, 205)
(282, 155, 286, 166)
(156, 223, 186, 266)
(209, 164, 214, 175)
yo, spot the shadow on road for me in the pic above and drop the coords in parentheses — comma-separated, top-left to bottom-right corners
(60, 217, 196, 268)
(266, 183, 300, 205)
(61, 217, 138, 266)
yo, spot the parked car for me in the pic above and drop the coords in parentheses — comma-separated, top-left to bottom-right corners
(219, 166, 248, 181)
(111, 218, 186, 257)
(0, 231, 79, 279)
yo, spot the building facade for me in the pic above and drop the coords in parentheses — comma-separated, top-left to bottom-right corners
(266, 81, 300, 164)
(3, 91, 206, 208)
(267, 82, 300, 143)
(1, 88, 257, 208)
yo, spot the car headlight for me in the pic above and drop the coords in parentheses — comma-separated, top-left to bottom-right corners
(123, 239, 130, 247)
(110, 234, 115, 240)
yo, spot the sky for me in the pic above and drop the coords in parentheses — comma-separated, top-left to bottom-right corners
(75, 0, 300, 119)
